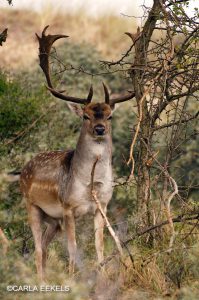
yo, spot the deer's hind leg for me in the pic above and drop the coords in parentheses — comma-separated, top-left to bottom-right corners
(42, 217, 61, 272)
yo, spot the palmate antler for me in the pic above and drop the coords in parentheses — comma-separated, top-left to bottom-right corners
(36, 25, 93, 104)
(36, 26, 135, 106)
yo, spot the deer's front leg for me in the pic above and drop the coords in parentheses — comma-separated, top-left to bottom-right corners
(63, 209, 77, 275)
(27, 204, 44, 281)
(94, 207, 106, 264)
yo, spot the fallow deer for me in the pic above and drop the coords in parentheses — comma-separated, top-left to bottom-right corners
(20, 26, 135, 280)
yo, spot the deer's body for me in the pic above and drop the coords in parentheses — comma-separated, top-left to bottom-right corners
(21, 129, 113, 220)
(20, 26, 134, 280)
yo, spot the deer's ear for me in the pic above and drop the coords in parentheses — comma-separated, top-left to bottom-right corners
(110, 103, 116, 111)
(110, 103, 120, 112)
(67, 103, 83, 118)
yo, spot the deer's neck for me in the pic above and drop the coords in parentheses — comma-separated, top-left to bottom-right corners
(71, 125, 112, 180)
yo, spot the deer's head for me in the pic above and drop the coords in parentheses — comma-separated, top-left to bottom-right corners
(82, 102, 112, 138)
(36, 26, 135, 139)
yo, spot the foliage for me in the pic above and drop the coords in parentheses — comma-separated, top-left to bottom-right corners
(0, 72, 43, 142)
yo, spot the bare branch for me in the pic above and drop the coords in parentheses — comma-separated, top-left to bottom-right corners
(100, 27, 142, 67)
(168, 86, 199, 101)
(152, 85, 199, 125)
(124, 212, 199, 245)
(153, 111, 199, 131)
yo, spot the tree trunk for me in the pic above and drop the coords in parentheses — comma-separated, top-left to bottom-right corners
(132, 69, 151, 225)
(130, 0, 161, 225)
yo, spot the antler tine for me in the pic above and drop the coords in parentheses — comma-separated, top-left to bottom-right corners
(36, 26, 93, 105)
(109, 91, 135, 106)
(36, 25, 68, 89)
(102, 81, 135, 107)
(102, 82, 110, 104)
(87, 85, 93, 103)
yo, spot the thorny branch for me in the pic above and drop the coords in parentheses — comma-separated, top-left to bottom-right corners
(127, 68, 166, 181)
(124, 211, 199, 245)
(152, 111, 199, 131)
(141, 137, 179, 249)
(100, 211, 199, 267)
(100, 29, 141, 67)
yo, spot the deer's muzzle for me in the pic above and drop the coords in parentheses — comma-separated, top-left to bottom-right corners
(94, 125, 105, 136)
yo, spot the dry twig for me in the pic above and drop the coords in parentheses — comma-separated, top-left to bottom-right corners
(127, 70, 164, 182)
(141, 138, 179, 250)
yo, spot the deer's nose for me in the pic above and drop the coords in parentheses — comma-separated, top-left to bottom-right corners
(94, 125, 105, 136)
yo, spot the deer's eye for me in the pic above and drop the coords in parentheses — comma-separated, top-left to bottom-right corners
(83, 115, 90, 120)
(107, 115, 112, 120)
